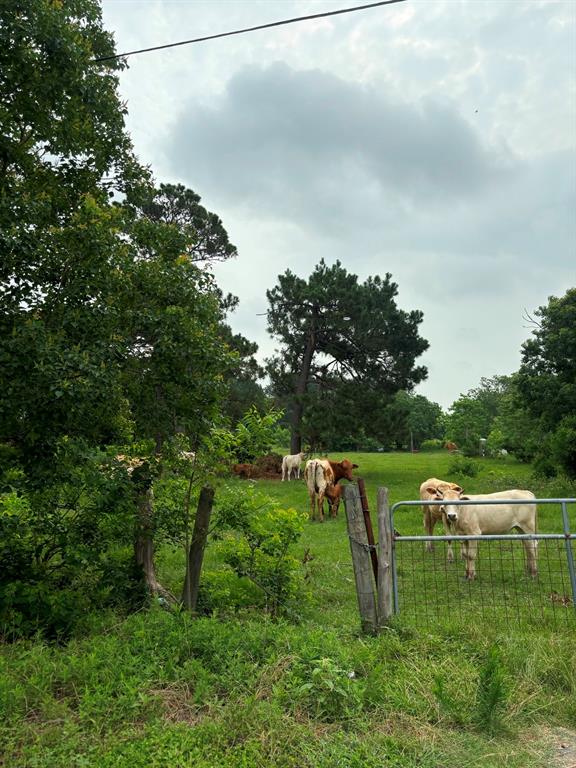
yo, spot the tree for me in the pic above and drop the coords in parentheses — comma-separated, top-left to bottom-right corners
(517, 289, 576, 428)
(0, 1, 240, 631)
(446, 376, 511, 454)
(394, 392, 445, 450)
(266, 260, 428, 453)
(0, 0, 139, 469)
(516, 289, 576, 475)
(137, 182, 238, 265)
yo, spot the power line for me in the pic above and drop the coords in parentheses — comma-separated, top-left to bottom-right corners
(94, 0, 407, 63)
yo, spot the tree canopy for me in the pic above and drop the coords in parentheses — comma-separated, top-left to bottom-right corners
(266, 260, 428, 452)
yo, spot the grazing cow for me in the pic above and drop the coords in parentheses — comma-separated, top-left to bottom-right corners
(232, 463, 254, 479)
(281, 452, 306, 481)
(433, 487, 538, 580)
(420, 478, 463, 562)
(444, 441, 458, 452)
(304, 458, 358, 522)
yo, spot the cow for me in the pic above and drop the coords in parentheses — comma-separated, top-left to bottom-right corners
(444, 441, 458, 452)
(281, 452, 306, 481)
(232, 463, 254, 479)
(432, 486, 538, 580)
(324, 482, 345, 518)
(420, 477, 463, 562)
(304, 458, 358, 522)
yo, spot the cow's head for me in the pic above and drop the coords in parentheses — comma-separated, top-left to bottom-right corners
(431, 486, 466, 523)
(339, 458, 359, 481)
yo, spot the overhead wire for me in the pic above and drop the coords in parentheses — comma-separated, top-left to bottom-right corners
(94, 0, 407, 62)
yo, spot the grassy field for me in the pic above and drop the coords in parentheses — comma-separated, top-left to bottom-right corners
(1, 451, 575, 767)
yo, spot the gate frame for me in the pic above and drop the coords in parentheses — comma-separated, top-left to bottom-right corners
(387, 496, 576, 617)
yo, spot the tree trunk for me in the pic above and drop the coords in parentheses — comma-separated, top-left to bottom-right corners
(135, 486, 160, 593)
(182, 485, 214, 611)
(290, 307, 318, 454)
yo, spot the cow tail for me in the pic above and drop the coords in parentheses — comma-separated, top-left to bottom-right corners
(312, 461, 323, 494)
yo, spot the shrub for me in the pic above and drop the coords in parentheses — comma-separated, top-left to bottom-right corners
(420, 439, 443, 452)
(448, 456, 481, 478)
(287, 656, 363, 722)
(213, 487, 308, 617)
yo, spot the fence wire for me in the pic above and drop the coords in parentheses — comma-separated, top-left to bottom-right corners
(394, 537, 576, 630)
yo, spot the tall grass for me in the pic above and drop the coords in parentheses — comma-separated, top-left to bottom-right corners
(1, 451, 575, 767)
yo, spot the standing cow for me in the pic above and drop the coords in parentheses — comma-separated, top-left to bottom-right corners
(305, 458, 358, 522)
(433, 486, 538, 580)
(420, 477, 463, 562)
(281, 452, 306, 481)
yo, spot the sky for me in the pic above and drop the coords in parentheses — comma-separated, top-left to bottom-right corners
(101, 0, 576, 409)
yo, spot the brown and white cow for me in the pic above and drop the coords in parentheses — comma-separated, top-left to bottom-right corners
(305, 458, 358, 522)
(420, 477, 463, 562)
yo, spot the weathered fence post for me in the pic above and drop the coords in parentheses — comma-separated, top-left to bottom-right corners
(377, 487, 394, 630)
(182, 485, 215, 611)
(344, 483, 377, 635)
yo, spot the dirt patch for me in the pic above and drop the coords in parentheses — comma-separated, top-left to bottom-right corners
(545, 727, 576, 767)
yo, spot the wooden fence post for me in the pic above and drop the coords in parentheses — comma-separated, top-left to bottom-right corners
(376, 487, 394, 630)
(344, 483, 377, 635)
(182, 485, 214, 611)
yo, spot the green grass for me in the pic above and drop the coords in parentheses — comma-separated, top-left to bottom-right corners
(1, 451, 575, 767)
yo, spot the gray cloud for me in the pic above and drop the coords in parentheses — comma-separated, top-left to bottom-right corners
(169, 62, 507, 204)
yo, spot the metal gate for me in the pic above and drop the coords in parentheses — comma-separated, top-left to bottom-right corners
(389, 497, 576, 629)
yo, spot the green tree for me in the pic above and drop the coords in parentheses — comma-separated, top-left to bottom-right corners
(394, 392, 445, 450)
(266, 260, 428, 453)
(0, 0, 139, 469)
(0, 1, 241, 630)
(446, 376, 511, 455)
(516, 289, 576, 476)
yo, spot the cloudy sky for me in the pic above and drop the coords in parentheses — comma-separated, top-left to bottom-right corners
(102, 0, 575, 409)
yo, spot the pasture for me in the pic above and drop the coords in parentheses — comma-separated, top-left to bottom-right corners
(1, 451, 576, 767)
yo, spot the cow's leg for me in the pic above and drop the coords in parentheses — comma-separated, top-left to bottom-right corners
(464, 539, 478, 580)
(318, 492, 325, 523)
(282, 463, 286, 481)
(309, 491, 316, 521)
(424, 508, 434, 552)
(524, 539, 538, 577)
(442, 517, 454, 563)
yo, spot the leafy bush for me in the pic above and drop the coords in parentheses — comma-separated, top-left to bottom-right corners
(213, 487, 307, 617)
(448, 456, 482, 478)
(420, 439, 443, 451)
(0, 442, 141, 640)
(551, 415, 576, 479)
(286, 656, 363, 722)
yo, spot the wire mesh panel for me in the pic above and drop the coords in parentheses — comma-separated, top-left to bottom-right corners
(394, 537, 576, 630)
(389, 498, 576, 631)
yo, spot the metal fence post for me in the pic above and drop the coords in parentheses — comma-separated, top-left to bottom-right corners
(560, 501, 576, 609)
(376, 487, 394, 630)
(344, 483, 377, 635)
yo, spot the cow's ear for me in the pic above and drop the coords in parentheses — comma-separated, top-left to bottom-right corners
(460, 495, 470, 500)
(426, 486, 438, 495)
(454, 485, 463, 493)
(352, 463, 359, 469)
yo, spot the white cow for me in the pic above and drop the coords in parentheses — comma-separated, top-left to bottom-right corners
(434, 487, 538, 580)
(281, 452, 306, 481)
